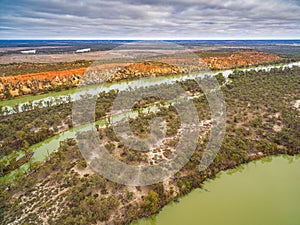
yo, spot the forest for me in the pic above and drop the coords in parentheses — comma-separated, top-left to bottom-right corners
(0, 64, 299, 225)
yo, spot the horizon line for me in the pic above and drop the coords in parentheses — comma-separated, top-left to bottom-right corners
(0, 38, 300, 41)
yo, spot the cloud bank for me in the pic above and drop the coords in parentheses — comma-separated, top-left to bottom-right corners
(0, 0, 299, 39)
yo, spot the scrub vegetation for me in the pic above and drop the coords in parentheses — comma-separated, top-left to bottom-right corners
(0, 63, 299, 225)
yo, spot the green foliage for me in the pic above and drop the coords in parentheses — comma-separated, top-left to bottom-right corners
(0, 60, 93, 77)
(143, 190, 159, 214)
(215, 73, 226, 85)
(1, 63, 300, 225)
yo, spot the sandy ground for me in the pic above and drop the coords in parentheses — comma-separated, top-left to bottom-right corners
(0, 51, 109, 64)
(0, 49, 182, 64)
(0, 44, 252, 64)
(293, 100, 300, 110)
(0, 46, 71, 53)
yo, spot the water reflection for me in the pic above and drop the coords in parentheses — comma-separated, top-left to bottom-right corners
(132, 155, 300, 225)
(2, 61, 300, 115)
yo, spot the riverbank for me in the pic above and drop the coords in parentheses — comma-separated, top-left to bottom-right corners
(131, 154, 300, 225)
(0, 62, 299, 225)
(1, 61, 299, 115)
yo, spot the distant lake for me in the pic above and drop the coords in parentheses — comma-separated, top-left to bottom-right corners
(132, 155, 300, 225)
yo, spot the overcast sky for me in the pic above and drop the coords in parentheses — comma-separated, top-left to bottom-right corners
(0, 0, 299, 39)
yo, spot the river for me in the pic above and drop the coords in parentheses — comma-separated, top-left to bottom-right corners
(1, 61, 300, 115)
(131, 155, 300, 225)
(1, 62, 300, 224)
(0, 104, 159, 181)
(1, 61, 300, 179)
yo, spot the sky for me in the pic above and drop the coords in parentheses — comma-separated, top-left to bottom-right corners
(0, 0, 300, 40)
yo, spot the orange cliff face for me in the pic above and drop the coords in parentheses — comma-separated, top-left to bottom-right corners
(0, 68, 86, 99)
(0, 61, 185, 99)
(202, 51, 282, 70)
(108, 61, 185, 82)
(1, 68, 87, 85)
(0, 51, 283, 99)
(0, 62, 130, 99)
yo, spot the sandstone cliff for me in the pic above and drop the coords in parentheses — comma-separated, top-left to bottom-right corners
(0, 51, 283, 99)
(202, 51, 282, 70)
(108, 61, 185, 82)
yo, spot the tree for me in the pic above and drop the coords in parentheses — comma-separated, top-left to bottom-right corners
(216, 73, 226, 85)
(0, 158, 8, 176)
(144, 190, 159, 214)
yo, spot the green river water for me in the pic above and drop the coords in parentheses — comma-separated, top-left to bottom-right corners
(1, 62, 300, 223)
(132, 155, 300, 225)
(2, 61, 300, 115)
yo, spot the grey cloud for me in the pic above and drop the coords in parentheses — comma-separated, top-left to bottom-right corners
(0, 0, 299, 39)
